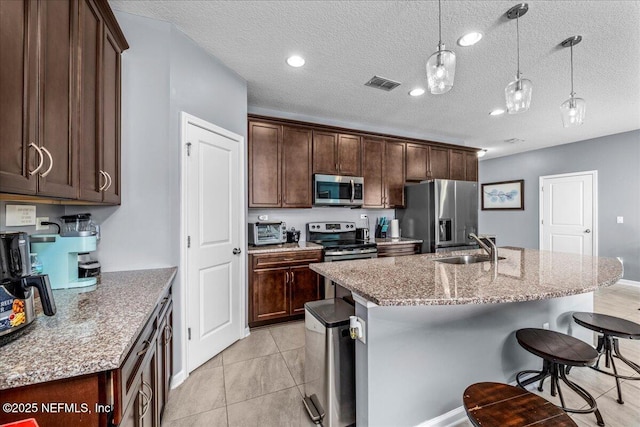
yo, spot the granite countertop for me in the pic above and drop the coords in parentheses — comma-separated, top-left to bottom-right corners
(0, 267, 177, 390)
(310, 247, 623, 307)
(375, 237, 423, 246)
(247, 241, 323, 254)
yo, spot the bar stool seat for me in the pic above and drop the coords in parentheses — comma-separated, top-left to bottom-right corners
(515, 328, 604, 426)
(463, 382, 577, 426)
(573, 312, 640, 404)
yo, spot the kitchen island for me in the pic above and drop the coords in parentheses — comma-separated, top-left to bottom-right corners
(310, 248, 623, 427)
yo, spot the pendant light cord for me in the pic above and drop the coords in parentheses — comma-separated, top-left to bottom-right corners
(438, 0, 442, 47)
(570, 44, 575, 97)
(516, 13, 521, 79)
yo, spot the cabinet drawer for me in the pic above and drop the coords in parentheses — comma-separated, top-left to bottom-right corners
(117, 306, 160, 422)
(252, 250, 322, 269)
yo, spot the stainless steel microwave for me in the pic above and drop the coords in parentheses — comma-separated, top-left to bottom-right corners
(313, 174, 364, 207)
(248, 222, 287, 246)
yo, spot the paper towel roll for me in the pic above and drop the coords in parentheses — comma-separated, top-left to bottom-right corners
(390, 219, 400, 238)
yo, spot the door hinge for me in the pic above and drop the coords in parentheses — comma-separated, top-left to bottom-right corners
(188, 328, 191, 340)
(187, 235, 191, 248)
(186, 142, 192, 156)
(541, 219, 544, 225)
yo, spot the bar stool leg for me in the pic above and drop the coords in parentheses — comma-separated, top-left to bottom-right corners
(613, 338, 640, 373)
(559, 367, 605, 426)
(604, 337, 624, 404)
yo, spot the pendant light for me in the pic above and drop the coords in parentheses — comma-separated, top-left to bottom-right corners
(504, 3, 532, 114)
(426, 0, 456, 94)
(560, 36, 586, 127)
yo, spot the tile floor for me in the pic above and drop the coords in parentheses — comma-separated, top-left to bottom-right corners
(162, 283, 640, 427)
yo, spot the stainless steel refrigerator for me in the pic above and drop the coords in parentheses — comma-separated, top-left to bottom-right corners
(398, 180, 479, 253)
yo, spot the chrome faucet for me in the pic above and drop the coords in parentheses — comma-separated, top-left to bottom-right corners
(469, 233, 498, 264)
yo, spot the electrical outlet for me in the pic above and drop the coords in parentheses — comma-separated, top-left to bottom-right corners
(617, 216, 624, 224)
(360, 214, 368, 219)
(258, 214, 268, 221)
(36, 217, 49, 231)
(542, 322, 550, 330)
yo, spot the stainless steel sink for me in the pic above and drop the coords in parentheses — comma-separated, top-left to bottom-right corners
(434, 254, 506, 264)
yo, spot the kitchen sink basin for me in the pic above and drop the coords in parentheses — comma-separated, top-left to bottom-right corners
(434, 254, 506, 264)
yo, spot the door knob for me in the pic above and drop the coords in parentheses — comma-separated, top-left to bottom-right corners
(232, 248, 242, 255)
(584, 229, 591, 233)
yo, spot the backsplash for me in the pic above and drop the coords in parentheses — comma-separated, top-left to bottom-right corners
(248, 207, 396, 241)
(0, 202, 65, 234)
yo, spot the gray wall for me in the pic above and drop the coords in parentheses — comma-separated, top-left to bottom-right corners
(479, 130, 640, 281)
(66, 11, 247, 380)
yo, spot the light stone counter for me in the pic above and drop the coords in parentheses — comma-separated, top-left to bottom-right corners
(0, 268, 177, 390)
(247, 241, 323, 254)
(310, 247, 623, 306)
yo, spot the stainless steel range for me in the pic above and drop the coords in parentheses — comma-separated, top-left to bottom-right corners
(307, 221, 377, 299)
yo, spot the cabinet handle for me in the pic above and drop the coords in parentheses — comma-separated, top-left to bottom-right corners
(283, 258, 294, 261)
(40, 146, 54, 178)
(290, 271, 295, 283)
(138, 387, 150, 420)
(136, 340, 150, 356)
(335, 163, 338, 171)
(99, 171, 108, 191)
(28, 143, 44, 175)
(142, 380, 153, 401)
(285, 271, 290, 285)
(165, 324, 173, 344)
(104, 172, 113, 191)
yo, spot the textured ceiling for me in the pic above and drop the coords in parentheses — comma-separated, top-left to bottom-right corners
(109, 1, 640, 159)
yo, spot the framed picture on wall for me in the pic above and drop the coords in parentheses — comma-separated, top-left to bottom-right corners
(481, 179, 524, 210)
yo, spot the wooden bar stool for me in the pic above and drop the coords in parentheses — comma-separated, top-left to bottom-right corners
(515, 328, 604, 426)
(463, 382, 577, 426)
(572, 312, 640, 404)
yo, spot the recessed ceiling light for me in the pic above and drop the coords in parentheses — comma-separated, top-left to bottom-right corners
(489, 108, 505, 116)
(458, 32, 483, 47)
(477, 149, 488, 158)
(409, 88, 425, 97)
(286, 55, 305, 67)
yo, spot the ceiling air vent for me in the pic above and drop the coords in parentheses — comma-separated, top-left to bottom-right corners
(505, 138, 525, 144)
(364, 75, 401, 91)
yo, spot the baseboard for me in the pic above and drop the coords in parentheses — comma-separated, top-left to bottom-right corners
(617, 279, 640, 287)
(414, 406, 467, 427)
(170, 369, 188, 389)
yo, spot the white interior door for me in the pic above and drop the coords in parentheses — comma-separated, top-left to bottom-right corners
(184, 113, 244, 373)
(539, 171, 597, 255)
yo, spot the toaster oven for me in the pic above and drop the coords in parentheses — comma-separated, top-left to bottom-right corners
(248, 222, 287, 246)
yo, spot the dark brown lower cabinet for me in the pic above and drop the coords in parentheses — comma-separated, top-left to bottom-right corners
(0, 287, 173, 427)
(377, 243, 421, 258)
(249, 250, 323, 327)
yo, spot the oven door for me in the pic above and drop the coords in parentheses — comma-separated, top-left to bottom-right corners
(314, 174, 364, 206)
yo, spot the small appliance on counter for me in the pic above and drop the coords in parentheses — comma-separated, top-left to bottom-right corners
(0, 232, 57, 341)
(30, 214, 99, 290)
(355, 227, 369, 242)
(78, 253, 101, 283)
(248, 221, 287, 246)
(286, 227, 301, 243)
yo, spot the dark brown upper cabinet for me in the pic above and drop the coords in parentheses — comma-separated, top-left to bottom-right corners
(406, 143, 429, 182)
(428, 146, 450, 179)
(449, 149, 466, 181)
(313, 131, 361, 176)
(248, 121, 313, 208)
(0, 0, 76, 199)
(0, 0, 128, 204)
(465, 151, 478, 182)
(362, 138, 405, 208)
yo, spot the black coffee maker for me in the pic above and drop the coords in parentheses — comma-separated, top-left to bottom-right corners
(0, 232, 56, 339)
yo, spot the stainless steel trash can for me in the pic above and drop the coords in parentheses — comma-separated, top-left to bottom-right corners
(303, 299, 355, 426)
